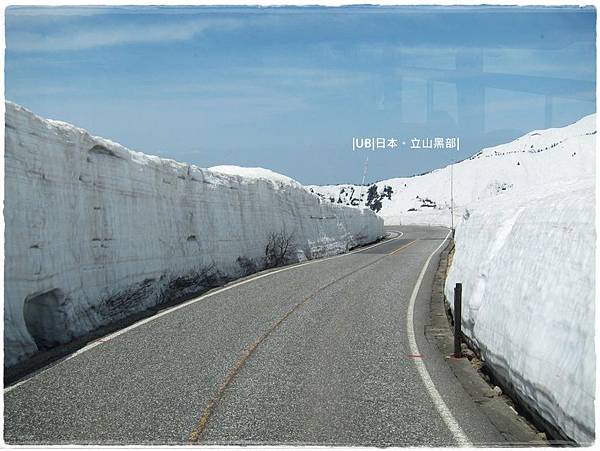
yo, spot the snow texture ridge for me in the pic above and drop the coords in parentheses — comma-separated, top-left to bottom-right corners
(445, 178, 595, 444)
(4, 101, 383, 368)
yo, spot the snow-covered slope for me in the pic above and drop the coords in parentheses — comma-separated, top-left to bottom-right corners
(309, 114, 596, 226)
(441, 120, 596, 444)
(4, 101, 383, 367)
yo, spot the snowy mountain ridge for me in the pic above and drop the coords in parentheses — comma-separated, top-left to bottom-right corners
(308, 113, 596, 226)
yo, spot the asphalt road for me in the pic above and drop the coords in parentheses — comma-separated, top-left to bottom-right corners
(4, 225, 507, 446)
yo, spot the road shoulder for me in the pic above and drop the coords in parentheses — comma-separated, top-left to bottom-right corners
(426, 239, 548, 446)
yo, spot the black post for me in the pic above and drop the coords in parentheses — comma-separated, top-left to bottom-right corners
(454, 283, 462, 358)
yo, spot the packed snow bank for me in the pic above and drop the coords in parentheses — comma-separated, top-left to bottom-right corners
(309, 114, 596, 227)
(208, 165, 300, 187)
(445, 178, 595, 444)
(4, 101, 383, 367)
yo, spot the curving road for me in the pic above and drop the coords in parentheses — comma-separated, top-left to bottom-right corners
(4, 226, 507, 446)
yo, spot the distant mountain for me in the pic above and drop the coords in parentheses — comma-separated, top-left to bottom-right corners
(308, 114, 596, 226)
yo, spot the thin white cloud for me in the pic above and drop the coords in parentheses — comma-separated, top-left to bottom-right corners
(7, 18, 240, 52)
(252, 67, 371, 89)
(7, 6, 110, 17)
(483, 45, 595, 80)
(148, 67, 371, 94)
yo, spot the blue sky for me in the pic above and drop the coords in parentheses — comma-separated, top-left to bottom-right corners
(5, 5, 596, 185)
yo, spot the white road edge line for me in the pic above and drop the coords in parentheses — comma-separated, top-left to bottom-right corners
(406, 230, 472, 447)
(5, 230, 405, 393)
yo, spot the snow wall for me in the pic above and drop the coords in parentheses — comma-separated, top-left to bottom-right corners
(4, 101, 384, 367)
(445, 178, 595, 445)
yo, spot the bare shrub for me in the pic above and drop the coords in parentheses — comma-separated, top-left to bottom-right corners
(264, 230, 296, 269)
(95, 277, 158, 319)
(166, 264, 222, 293)
(237, 256, 259, 276)
(93, 265, 225, 325)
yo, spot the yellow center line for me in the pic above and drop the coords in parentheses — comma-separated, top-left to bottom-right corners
(189, 298, 308, 442)
(190, 236, 419, 441)
(389, 239, 418, 255)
